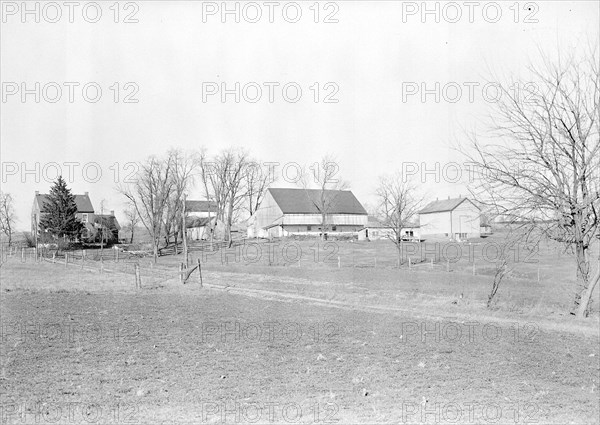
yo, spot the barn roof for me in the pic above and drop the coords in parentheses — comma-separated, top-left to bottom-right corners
(268, 188, 367, 215)
(36, 193, 95, 213)
(419, 197, 480, 214)
(185, 200, 218, 213)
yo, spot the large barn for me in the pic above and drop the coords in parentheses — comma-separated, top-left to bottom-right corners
(418, 197, 481, 240)
(247, 188, 368, 238)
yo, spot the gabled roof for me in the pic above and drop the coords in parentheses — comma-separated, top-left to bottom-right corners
(268, 188, 367, 215)
(419, 197, 480, 214)
(36, 193, 95, 213)
(185, 200, 218, 213)
(186, 216, 217, 228)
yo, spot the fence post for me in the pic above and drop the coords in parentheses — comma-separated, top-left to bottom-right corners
(52, 252, 56, 264)
(337, 256, 341, 269)
(21, 248, 24, 263)
(65, 253, 68, 268)
(197, 258, 203, 286)
(135, 263, 141, 289)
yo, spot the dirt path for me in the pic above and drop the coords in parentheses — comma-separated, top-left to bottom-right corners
(197, 270, 599, 337)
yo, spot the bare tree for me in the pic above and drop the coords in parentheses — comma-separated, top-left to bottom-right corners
(0, 192, 16, 247)
(244, 160, 273, 217)
(200, 149, 249, 245)
(162, 149, 197, 249)
(462, 45, 600, 317)
(375, 173, 424, 268)
(119, 155, 175, 262)
(123, 205, 140, 244)
(299, 155, 349, 239)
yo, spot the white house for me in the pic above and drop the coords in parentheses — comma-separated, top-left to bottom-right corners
(247, 188, 368, 238)
(418, 197, 481, 240)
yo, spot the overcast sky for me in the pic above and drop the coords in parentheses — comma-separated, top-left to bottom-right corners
(1, 1, 598, 229)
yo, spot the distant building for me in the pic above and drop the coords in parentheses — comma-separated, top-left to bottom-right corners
(247, 188, 368, 238)
(186, 216, 224, 241)
(32, 191, 120, 242)
(358, 216, 420, 241)
(418, 197, 481, 240)
(185, 199, 220, 240)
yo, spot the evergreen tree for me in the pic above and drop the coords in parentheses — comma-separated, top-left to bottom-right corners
(39, 176, 84, 241)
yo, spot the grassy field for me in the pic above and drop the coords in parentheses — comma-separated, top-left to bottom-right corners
(1, 237, 599, 424)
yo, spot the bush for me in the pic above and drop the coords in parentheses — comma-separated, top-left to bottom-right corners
(23, 232, 36, 248)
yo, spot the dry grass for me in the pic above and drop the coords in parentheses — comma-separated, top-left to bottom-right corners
(1, 240, 599, 424)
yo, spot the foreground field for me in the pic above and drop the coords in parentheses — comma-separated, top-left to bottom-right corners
(1, 259, 599, 424)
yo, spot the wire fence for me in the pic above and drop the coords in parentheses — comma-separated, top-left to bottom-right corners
(3, 238, 598, 288)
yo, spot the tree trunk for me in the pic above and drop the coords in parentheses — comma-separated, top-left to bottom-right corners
(129, 228, 134, 244)
(225, 201, 233, 244)
(153, 241, 158, 263)
(571, 242, 591, 314)
(577, 267, 600, 318)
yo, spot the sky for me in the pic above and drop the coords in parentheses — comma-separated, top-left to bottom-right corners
(1, 0, 599, 229)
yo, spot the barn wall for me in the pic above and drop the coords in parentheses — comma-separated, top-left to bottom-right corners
(451, 201, 481, 238)
(419, 211, 451, 237)
(251, 191, 284, 233)
(282, 214, 368, 226)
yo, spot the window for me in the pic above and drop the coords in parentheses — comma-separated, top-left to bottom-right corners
(82, 213, 88, 223)
(307, 225, 312, 231)
(332, 226, 337, 231)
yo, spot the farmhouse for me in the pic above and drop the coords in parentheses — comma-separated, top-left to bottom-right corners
(31, 191, 120, 242)
(247, 188, 368, 238)
(418, 196, 481, 240)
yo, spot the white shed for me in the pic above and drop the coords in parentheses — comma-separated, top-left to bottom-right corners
(418, 197, 481, 240)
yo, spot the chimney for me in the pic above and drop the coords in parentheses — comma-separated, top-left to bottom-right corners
(35, 191, 39, 195)
(84, 192, 89, 196)
(110, 210, 114, 216)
